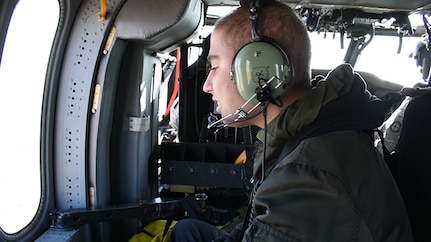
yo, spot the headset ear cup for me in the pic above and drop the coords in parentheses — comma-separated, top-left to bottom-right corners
(231, 40, 292, 105)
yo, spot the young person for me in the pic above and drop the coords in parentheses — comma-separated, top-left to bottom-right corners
(170, 1, 413, 241)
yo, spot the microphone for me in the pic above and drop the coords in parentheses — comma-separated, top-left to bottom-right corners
(207, 106, 250, 129)
(207, 76, 281, 130)
(207, 76, 281, 129)
(207, 76, 282, 130)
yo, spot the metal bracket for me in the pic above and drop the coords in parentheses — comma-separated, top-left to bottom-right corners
(50, 198, 181, 229)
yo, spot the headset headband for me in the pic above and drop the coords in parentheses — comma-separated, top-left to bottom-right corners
(250, 1, 261, 40)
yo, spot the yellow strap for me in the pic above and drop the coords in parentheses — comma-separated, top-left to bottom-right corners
(97, 0, 107, 22)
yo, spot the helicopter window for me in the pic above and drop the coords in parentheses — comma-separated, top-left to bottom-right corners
(309, 14, 425, 88)
(0, 0, 59, 234)
(310, 32, 350, 70)
(356, 34, 422, 87)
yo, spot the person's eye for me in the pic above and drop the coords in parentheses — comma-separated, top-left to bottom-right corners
(206, 62, 218, 74)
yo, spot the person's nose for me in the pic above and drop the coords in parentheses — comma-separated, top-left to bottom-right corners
(203, 76, 212, 94)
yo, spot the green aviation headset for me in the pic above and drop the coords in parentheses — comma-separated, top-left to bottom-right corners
(230, 1, 293, 106)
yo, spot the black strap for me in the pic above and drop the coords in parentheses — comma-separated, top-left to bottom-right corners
(141, 229, 156, 238)
(141, 218, 174, 241)
(161, 218, 174, 241)
(374, 129, 391, 160)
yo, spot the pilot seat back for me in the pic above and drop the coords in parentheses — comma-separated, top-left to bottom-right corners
(394, 92, 431, 242)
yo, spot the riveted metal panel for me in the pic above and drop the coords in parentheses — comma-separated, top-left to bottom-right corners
(54, 0, 124, 210)
(34, 225, 91, 242)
